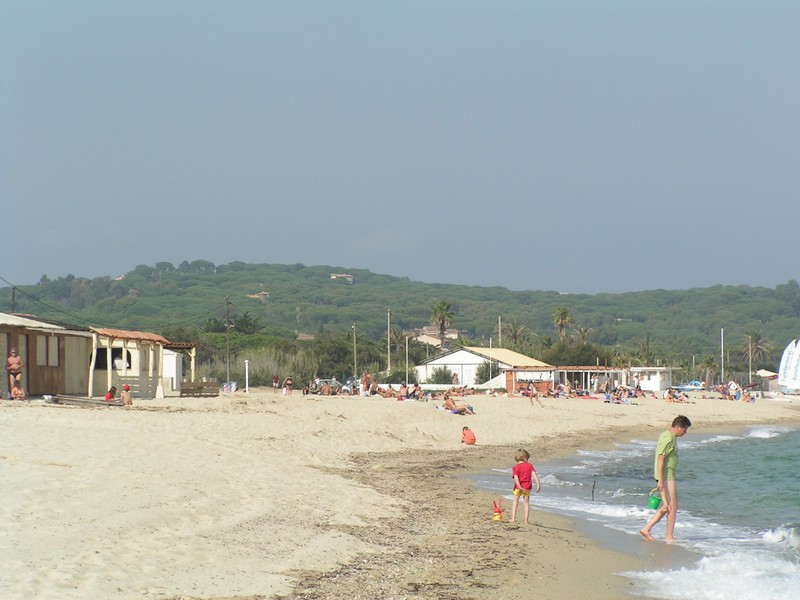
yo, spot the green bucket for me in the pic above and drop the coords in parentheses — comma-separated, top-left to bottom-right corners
(647, 488, 662, 510)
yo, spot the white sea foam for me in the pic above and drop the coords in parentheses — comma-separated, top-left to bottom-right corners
(747, 425, 796, 439)
(763, 526, 800, 551)
(624, 551, 800, 600)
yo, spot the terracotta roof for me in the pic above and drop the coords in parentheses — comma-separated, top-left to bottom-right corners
(91, 327, 170, 344)
(165, 342, 196, 350)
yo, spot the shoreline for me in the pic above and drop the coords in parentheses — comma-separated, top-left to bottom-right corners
(2, 390, 797, 599)
(282, 441, 652, 600)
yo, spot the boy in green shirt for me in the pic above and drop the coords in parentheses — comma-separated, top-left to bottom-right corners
(640, 415, 692, 542)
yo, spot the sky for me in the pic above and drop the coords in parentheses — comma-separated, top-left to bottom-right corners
(2, 1, 798, 294)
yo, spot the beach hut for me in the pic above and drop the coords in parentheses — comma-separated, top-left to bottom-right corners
(88, 327, 171, 398)
(414, 346, 554, 389)
(0, 312, 174, 399)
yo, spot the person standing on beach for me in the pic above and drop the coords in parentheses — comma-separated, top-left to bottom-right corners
(640, 414, 692, 542)
(7, 347, 23, 393)
(528, 382, 544, 408)
(510, 449, 541, 525)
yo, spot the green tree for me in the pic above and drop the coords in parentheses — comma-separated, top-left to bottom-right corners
(573, 326, 594, 345)
(202, 317, 226, 333)
(475, 360, 497, 384)
(501, 317, 530, 348)
(552, 306, 573, 341)
(430, 300, 455, 350)
(234, 312, 264, 335)
(700, 355, 717, 386)
(740, 331, 770, 365)
(429, 366, 454, 384)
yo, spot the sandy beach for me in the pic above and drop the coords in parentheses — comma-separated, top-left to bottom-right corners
(2, 389, 798, 599)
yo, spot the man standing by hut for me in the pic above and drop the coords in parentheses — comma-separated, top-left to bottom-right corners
(6, 347, 23, 394)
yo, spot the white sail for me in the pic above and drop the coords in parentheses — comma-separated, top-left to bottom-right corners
(777, 340, 796, 387)
(788, 340, 800, 390)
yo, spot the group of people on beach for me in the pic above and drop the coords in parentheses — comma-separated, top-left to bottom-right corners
(5, 346, 138, 405)
(103, 385, 133, 406)
(470, 414, 692, 542)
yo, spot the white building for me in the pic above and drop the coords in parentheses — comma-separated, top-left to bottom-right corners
(628, 366, 676, 392)
(415, 346, 554, 389)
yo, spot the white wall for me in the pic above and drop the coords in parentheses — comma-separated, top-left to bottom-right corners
(162, 349, 182, 391)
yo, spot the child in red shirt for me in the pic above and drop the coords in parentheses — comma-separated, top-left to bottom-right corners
(511, 448, 541, 524)
(461, 426, 476, 445)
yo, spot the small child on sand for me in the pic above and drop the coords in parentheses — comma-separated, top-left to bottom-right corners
(461, 426, 476, 445)
(510, 448, 540, 525)
(120, 384, 133, 406)
(11, 382, 26, 400)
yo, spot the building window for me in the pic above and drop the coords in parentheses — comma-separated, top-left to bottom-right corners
(36, 335, 60, 367)
(93, 348, 131, 370)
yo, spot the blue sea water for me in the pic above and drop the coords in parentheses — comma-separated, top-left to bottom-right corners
(469, 425, 800, 600)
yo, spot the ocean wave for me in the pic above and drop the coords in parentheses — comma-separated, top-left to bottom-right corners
(763, 526, 800, 550)
(623, 551, 800, 600)
(747, 425, 796, 439)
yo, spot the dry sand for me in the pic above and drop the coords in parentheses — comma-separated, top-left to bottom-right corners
(1, 389, 798, 599)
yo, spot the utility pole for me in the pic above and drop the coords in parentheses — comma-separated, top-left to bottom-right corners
(720, 328, 725, 384)
(498, 315, 502, 347)
(405, 336, 409, 386)
(387, 309, 391, 372)
(225, 297, 232, 384)
(748, 335, 752, 385)
(352, 323, 357, 381)
(489, 336, 493, 380)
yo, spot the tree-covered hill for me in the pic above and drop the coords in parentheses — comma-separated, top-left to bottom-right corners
(2, 260, 799, 370)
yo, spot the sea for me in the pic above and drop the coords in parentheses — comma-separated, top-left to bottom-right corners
(468, 424, 800, 600)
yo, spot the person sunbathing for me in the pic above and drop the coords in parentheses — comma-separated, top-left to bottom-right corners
(443, 394, 474, 415)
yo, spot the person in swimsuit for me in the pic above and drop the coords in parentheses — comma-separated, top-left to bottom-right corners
(6, 348, 23, 393)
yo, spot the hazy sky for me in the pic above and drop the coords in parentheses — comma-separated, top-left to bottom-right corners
(2, 1, 798, 294)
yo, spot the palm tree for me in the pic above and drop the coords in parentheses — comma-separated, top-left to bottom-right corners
(700, 355, 717, 386)
(552, 306, 573, 341)
(611, 348, 630, 369)
(573, 326, 594, 345)
(740, 331, 770, 364)
(430, 300, 455, 350)
(501, 318, 530, 348)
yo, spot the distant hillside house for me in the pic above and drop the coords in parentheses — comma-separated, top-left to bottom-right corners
(412, 326, 460, 348)
(415, 346, 554, 389)
(329, 273, 354, 284)
(246, 290, 270, 303)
